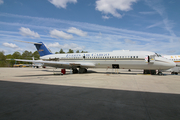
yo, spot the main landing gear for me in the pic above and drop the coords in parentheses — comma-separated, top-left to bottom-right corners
(171, 72, 178, 75)
(143, 70, 162, 75)
(72, 68, 87, 74)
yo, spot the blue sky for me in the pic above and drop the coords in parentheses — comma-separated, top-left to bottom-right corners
(0, 0, 180, 55)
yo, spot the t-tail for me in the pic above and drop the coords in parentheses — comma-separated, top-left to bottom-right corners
(34, 42, 52, 57)
(14, 40, 52, 57)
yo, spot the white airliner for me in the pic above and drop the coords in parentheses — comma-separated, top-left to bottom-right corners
(13, 41, 176, 75)
(163, 55, 180, 75)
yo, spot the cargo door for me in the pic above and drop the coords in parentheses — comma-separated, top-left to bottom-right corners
(112, 64, 119, 69)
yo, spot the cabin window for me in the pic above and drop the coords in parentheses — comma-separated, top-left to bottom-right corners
(136, 56, 138, 58)
(133, 56, 135, 58)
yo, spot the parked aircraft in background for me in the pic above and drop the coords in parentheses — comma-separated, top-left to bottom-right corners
(163, 55, 180, 75)
(32, 57, 45, 68)
(13, 41, 176, 75)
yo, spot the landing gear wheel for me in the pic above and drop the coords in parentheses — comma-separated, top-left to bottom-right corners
(158, 72, 163, 75)
(79, 68, 87, 73)
(72, 69, 78, 74)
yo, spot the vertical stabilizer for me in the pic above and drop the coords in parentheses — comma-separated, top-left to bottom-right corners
(34, 42, 52, 57)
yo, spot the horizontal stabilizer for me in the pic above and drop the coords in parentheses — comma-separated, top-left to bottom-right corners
(14, 40, 42, 45)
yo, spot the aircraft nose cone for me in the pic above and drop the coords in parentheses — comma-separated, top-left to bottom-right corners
(169, 61, 176, 68)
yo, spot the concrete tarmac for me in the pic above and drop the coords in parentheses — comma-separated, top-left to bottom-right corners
(0, 68, 180, 120)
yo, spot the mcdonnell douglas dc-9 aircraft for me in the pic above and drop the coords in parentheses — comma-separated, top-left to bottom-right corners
(13, 41, 176, 75)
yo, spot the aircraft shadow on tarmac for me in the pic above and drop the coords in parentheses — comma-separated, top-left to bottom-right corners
(16, 71, 171, 78)
(0, 80, 180, 120)
(15, 69, 172, 77)
(42, 69, 141, 75)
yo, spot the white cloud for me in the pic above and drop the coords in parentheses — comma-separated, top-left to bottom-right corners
(102, 15, 110, 19)
(139, 11, 156, 15)
(0, 0, 4, 5)
(3, 42, 23, 51)
(124, 39, 136, 44)
(67, 27, 87, 37)
(145, 0, 176, 38)
(146, 21, 163, 29)
(95, 0, 137, 18)
(19, 27, 40, 38)
(3, 43, 18, 48)
(1, 13, 180, 54)
(48, 0, 77, 9)
(50, 29, 73, 39)
(48, 42, 84, 50)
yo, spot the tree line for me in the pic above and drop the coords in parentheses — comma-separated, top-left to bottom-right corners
(0, 51, 40, 67)
(0, 49, 88, 67)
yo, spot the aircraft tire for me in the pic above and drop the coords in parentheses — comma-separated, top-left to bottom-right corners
(72, 69, 78, 74)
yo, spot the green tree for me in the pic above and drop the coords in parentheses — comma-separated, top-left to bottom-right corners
(6, 54, 14, 67)
(6, 54, 13, 59)
(11, 51, 22, 64)
(59, 49, 65, 54)
(0, 51, 6, 67)
(32, 51, 40, 60)
(76, 50, 80, 53)
(55, 52, 59, 54)
(12, 51, 21, 59)
(22, 50, 32, 59)
(81, 51, 88, 53)
(67, 49, 74, 53)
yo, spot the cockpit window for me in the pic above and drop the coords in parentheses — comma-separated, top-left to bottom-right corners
(155, 53, 162, 57)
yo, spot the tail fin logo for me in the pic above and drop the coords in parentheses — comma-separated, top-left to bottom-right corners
(39, 49, 44, 52)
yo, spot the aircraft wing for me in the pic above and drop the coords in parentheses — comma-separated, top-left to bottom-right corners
(12, 59, 95, 68)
